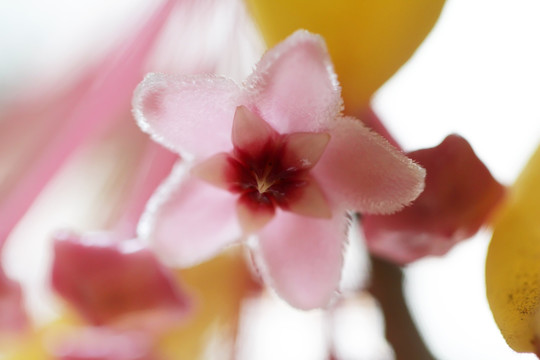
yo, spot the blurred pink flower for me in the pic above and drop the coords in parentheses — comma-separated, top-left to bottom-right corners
(0, 266, 28, 334)
(0, 0, 179, 249)
(132, 30, 425, 309)
(362, 134, 506, 264)
(51, 327, 158, 360)
(51, 231, 191, 328)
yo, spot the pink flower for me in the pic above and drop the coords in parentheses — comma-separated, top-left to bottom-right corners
(51, 327, 157, 360)
(132, 30, 425, 309)
(51, 231, 191, 328)
(0, 266, 28, 334)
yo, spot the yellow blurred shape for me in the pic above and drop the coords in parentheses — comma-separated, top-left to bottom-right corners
(157, 247, 259, 359)
(486, 144, 540, 353)
(244, 0, 446, 111)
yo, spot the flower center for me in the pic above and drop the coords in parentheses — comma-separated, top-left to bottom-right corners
(191, 106, 332, 232)
(228, 138, 303, 207)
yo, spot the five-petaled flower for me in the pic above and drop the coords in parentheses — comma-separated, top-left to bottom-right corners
(132, 30, 425, 309)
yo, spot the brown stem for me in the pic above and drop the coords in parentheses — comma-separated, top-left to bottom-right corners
(368, 254, 436, 360)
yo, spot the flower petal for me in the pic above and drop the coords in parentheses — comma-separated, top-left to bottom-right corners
(362, 134, 505, 264)
(232, 105, 278, 156)
(243, 30, 342, 134)
(237, 193, 276, 234)
(285, 176, 332, 219)
(138, 162, 242, 267)
(51, 327, 155, 360)
(51, 231, 191, 326)
(314, 116, 425, 214)
(486, 144, 540, 353)
(282, 132, 330, 171)
(190, 153, 231, 190)
(132, 73, 241, 160)
(256, 211, 349, 309)
(0, 266, 28, 333)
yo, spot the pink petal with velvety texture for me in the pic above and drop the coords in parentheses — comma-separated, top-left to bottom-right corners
(236, 193, 276, 233)
(139, 163, 242, 267)
(232, 105, 277, 155)
(256, 211, 349, 309)
(243, 30, 342, 134)
(314, 117, 425, 214)
(190, 153, 231, 190)
(132, 73, 241, 160)
(286, 176, 331, 219)
(281, 132, 330, 171)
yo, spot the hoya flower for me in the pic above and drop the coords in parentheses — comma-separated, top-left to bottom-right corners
(132, 30, 425, 309)
(0, 266, 28, 334)
(50, 327, 157, 360)
(51, 231, 191, 328)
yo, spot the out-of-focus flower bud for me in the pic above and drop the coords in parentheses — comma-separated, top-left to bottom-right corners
(51, 231, 191, 329)
(486, 144, 540, 355)
(362, 134, 505, 264)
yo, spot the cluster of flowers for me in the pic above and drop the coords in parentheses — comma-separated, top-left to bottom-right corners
(0, 0, 537, 358)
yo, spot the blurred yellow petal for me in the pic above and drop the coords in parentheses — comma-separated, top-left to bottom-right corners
(244, 0, 446, 110)
(3, 335, 47, 360)
(3, 315, 80, 360)
(486, 144, 540, 354)
(157, 247, 260, 359)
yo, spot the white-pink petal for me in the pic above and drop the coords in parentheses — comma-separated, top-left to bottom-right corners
(256, 211, 349, 309)
(243, 30, 343, 134)
(138, 162, 242, 267)
(132, 73, 241, 160)
(314, 117, 426, 214)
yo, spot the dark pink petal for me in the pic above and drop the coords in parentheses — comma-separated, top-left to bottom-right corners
(139, 163, 242, 267)
(132, 73, 241, 160)
(51, 231, 190, 326)
(232, 105, 278, 156)
(286, 176, 332, 219)
(314, 117, 425, 214)
(362, 134, 506, 264)
(281, 132, 331, 171)
(243, 30, 342, 134)
(256, 211, 349, 309)
(0, 267, 28, 333)
(237, 193, 276, 233)
(52, 327, 157, 360)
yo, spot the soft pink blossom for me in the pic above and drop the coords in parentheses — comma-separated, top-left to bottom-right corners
(51, 327, 157, 360)
(132, 30, 425, 309)
(51, 231, 190, 328)
(0, 266, 28, 333)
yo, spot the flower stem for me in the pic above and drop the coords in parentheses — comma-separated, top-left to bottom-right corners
(368, 254, 435, 360)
